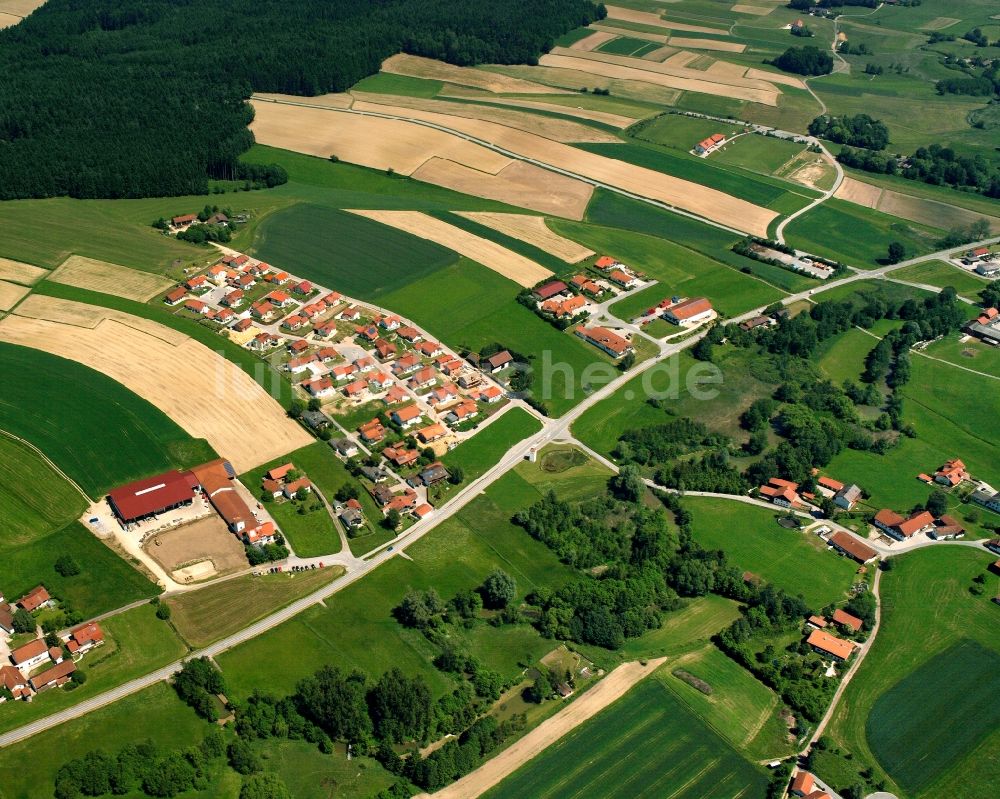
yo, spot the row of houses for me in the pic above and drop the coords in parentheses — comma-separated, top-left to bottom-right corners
(872, 508, 965, 541)
(757, 475, 862, 512)
(2, 619, 105, 702)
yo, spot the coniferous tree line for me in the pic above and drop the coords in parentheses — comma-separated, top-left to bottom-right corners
(0, 0, 604, 200)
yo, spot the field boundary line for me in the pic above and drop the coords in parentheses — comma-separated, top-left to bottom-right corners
(0, 427, 94, 503)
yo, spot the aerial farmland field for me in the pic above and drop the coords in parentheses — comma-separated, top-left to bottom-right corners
(484, 676, 768, 799)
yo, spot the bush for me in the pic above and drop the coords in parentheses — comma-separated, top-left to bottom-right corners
(54, 555, 81, 577)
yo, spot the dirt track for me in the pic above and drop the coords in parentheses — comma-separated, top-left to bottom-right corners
(421, 657, 667, 799)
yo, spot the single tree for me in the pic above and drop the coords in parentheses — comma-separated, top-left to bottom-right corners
(479, 569, 516, 609)
(886, 241, 905, 264)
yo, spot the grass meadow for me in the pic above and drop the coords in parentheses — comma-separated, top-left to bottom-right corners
(0, 683, 215, 799)
(484, 676, 768, 799)
(441, 407, 542, 483)
(683, 498, 857, 609)
(250, 204, 459, 301)
(815, 326, 879, 385)
(825, 546, 1000, 798)
(0, 604, 188, 735)
(892, 260, 993, 298)
(923, 333, 1000, 379)
(0, 342, 216, 499)
(784, 198, 944, 267)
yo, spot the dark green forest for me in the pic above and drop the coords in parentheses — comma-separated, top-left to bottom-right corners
(0, 0, 603, 200)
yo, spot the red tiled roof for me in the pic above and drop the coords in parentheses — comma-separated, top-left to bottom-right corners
(807, 629, 854, 660)
(828, 531, 877, 563)
(832, 609, 862, 632)
(664, 297, 713, 320)
(11, 638, 48, 665)
(576, 326, 631, 356)
(108, 470, 194, 522)
(533, 280, 569, 300)
(70, 622, 104, 646)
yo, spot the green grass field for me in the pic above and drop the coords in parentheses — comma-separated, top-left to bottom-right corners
(216, 469, 580, 700)
(867, 639, 1000, 795)
(596, 36, 662, 57)
(442, 408, 542, 483)
(620, 594, 741, 662)
(684, 498, 857, 609)
(262, 739, 395, 799)
(0, 342, 216, 499)
(0, 604, 188, 735)
(550, 219, 783, 318)
(784, 199, 945, 268)
(0, 435, 86, 545)
(484, 676, 768, 799)
(825, 546, 1000, 798)
(892, 260, 993, 298)
(572, 347, 781, 456)
(0, 683, 214, 799)
(250, 204, 458, 301)
(0, 521, 159, 617)
(922, 333, 1000, 379)
(815, 327, 880, 385)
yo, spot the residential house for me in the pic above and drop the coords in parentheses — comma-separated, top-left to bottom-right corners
(541, 295, 588, 318)
(30, 660, 76, 692)
(440, 358, 464, 377)
(739, 315, 773, 332)
(261, 479, 283, 499)
(11, 639, 51, 672)
(934, 458, 968, 487)
(386, 489, 418, 513)
(417, 341, 443, 358)
(171, 213, 197, 228)
(337, 306, 361, 322)
(285, 354, 319, 374)
(806, 629, 854, 662)
(292, 280, 313, 296)
(407, 366, 438, 391)
(265, 290, 293, 308)
(17, 586, 52, 612)
(321, 292, 341, 306)
(694, 132, 726, 155)
(431, 384, 459, 407)
(287, 339, 309, 355)
(372, 484, 395, 506)
(332, 438, 359, 458)
(215, 308, 235, 326)
(248, 333, 279, 352)
(570, 274, 601, 296)
(164, 287, 187, 306)
(66, 622, 104, 655)
(359, 418, 386, 443)
(316, 347, 338, 363)
(383, 444, 419, 468)
(367, 372, 393, 392)
(828, 531, 878, 564)
(282, 314, 308, 332)
(446, 399, 478, 424)
(232, 318, 254, 334)
(417, 423, 447, 444)
(0, 604, 13, 635)
(383, 385, 409, 405)
(303, 377, 335, 398)
(221, 289, 244, 308)
(831, 609, 862, 633)
(377, 314, 402, 331)
(532, 280, 569, 301)
(662, 297, 714, 326)
(480, 386, 503, 404)
(759, 477, 803, 509)
(458, 373, 482, 390)
(250, 300, 276, 321)
(835, 484, 862, 510)
(419, 462, 449, 487)
(594, 255, 620, 271)
(185, 275, 208, 292)
(790, 771, 816, 797)
(483, 350, 513, 373)
(244, 521, 277, 547)
(397, 325, 422, 342)
(873, 509, 935, 540)
(374, 339, 398, 360)
(575, 326, 633, 359)
(353, 356, 376, 373)
(330, 364, 358, 383)
(930, 514, 965, 540)
(392, 353, 421, 376)
(362, 466, 390, 484)
(391, 404, 422, 429)
(313, 322, 338, 339)
(283, 478, 311, 499)
(608, 269, 637, 289)
(0, 664, 29, 701)
(343, 379, 367, 398)
(340, 498, 364, 529)
(414, 503, 433, 520)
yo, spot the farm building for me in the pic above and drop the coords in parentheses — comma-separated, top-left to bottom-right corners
(11, 639, 51, 672)
(694, 133, 726, 156)
(806, 629, 854, 662)
(30, 659, 76, 692)
(831, 609, 862, 632)
(107, 470, 195, 525)
(934, 458, 968, 486)
(873, 509, 935, 540)
(971, 488, 1000, 513)
(827, 531, 878, 564)
(834, 483, 862, 510)
(661, 297, 714, 326)
(758, 477, 804, 509)
(532, 280, 569, 301)
(575, 326, 633, 359)
(929, 515, 965, 540)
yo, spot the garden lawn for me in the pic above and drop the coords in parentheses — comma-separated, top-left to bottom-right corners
(0, 604, 188, 735)
(784, 198, 944, 268)
(442, 408, 542, 483)
(825, 546, 1000, 798)
(684, 498, 857, 609)
(484, 676, 768, 799)
(215, 470, 579, 700)
(165, 567, 344, 649)
(0, 435, 86, 546)
(0, 522, 159, 616)
(659, 645, 794, 760)
(241, 441, 352, 557)
(0, 683, 213, 799)
(0, 342, 217, 499)
(250, 204, 458, 301)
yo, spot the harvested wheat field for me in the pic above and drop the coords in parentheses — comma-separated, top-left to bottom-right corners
(571, 30, 617, 51)
(439, 92, 637, 128)
(411, 158, 593, 219)
(456, 213, 594, 262)
(0, 12, 20, 27)
(350, 92, 621, 143)
(641, 45, 677, 62)
(253, 91, 353, 108)
(351, 98, 777, 234)
(877, 192, 1000, 233)
(665, 50, 701, 68)
(590, 24, 668, 44)
(420, 658, 667, 799)
(705, 60, 752, 79)
(0, 280, 30, 311)
(731, 4, 774, 14)
(538, 51, 780, 105)
(919, 16, 960, 31)
(382, 53, 568, 95)
(0, 257, 47, 285)
(147, 515, 247, 583)
(250, 99, 511, 174)
(834, 176, 883, 208)
(490, 63, 684, 106)
(669, 36, 746, 53)
(50, 255, 174, 301)
(348, 210, 552, 287)
(744, 67, 806, 89)
(0, 296, 311, 472)
(604, 5, 671, 30)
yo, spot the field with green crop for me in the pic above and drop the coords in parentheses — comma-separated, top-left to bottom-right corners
(251, 204, 458, 300)
(0, 342, 216, 499)
(441, 407, 542, 483)
(484, 676, 768, 799)
(683, 498, 857, 609)
(0, 435, 86, 545)
(572, 346, 781, 456)
(550, 219, 784, 319)
(0, 521, 159, 617)
(0, 604, 188, 735)
(0, 683, 214, 799)
(825, 546, 1000, 798)
(784, 199, 944, 267)
(216, 469, 580, 699)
